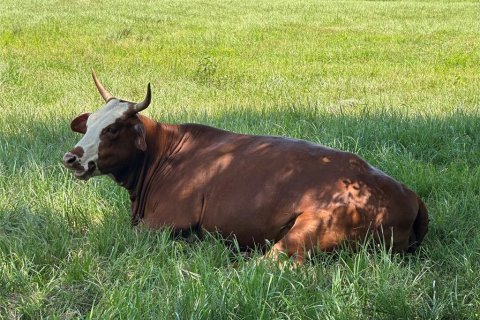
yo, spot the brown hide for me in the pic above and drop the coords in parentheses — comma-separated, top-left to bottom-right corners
(106, 115, 428, 262)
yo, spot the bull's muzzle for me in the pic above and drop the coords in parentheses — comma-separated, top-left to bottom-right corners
(63, 146, 85, 169)
(63, 150, 97, 180)
(63, 152, 80, 168)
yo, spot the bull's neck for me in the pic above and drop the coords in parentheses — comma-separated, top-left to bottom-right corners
(122, 116, 187, 225)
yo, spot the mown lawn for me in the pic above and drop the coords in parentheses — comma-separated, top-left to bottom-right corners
(1, 0, 479, 318)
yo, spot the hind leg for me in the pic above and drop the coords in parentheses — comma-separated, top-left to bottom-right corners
(265, 210, 339, 264)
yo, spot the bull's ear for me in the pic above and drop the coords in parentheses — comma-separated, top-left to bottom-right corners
(134, 123, 147, 151)
(70, 113, 91, 134)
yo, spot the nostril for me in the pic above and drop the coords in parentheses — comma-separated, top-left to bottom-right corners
(64, 153, 78, 166)
(87, 161, 96, 171)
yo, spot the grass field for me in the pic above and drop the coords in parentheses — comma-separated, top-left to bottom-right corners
(1, 0, 480, 318)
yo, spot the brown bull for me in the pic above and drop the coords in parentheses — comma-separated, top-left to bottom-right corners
(63, 72, 429, 263)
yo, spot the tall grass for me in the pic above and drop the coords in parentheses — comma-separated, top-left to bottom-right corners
(1, 0, 479, 318)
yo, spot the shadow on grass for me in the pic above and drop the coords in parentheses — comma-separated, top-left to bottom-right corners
(1, 107, 479, 319)
(1, 107, 479, 258)
(2, 106, 479, 170)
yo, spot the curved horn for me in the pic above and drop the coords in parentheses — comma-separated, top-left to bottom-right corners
(131, 83, 151, 113)
(91, 70, 114, 102)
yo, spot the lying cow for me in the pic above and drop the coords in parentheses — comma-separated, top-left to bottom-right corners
(63, 72, 429, 263)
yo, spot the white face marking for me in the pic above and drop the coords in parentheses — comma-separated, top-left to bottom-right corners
(75, 99, 130, 173)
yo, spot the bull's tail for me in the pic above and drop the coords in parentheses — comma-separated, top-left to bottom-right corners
(407, 196, 429, 252)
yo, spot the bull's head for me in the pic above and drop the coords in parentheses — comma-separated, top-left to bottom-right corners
(63, 72, 151, 180)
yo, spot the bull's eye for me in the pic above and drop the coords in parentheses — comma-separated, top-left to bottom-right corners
(106, 126, 118, 134)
